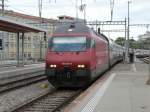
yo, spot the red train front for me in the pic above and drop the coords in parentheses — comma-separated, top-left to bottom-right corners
(45, 23, 109, 87)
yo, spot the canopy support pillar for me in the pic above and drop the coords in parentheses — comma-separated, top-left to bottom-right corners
(16, 32, 20, 67)
(22, 32, 25, 66)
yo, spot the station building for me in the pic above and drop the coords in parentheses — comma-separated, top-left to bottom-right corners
(0, 10, 57, 60)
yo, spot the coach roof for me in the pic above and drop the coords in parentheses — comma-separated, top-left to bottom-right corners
(54, 22, 90, 34)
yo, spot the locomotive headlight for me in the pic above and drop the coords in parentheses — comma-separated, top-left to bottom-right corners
(81, 65, 85, 68)
(50, 64, 57, 68)
(78, 64, 85, 68)
(53, 65, 57, 68)
(78, 65, 81, 68)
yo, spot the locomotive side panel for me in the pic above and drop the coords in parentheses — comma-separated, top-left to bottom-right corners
(94, 35, 109, 78)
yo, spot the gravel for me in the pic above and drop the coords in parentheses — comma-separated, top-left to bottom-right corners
(0, 80, 54, 112)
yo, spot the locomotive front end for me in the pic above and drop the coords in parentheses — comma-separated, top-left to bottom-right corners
(46, 36, 92, 87)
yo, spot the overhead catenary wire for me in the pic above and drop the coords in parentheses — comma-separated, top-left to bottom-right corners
(8, 0, 103, 20)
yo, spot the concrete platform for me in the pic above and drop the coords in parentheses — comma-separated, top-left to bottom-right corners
(0, 63, 44, 79)
(0, 60, 41, 68)
(63, 61, 150, 112)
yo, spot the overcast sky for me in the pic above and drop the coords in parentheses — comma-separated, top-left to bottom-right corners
(6, 0, 150, 40)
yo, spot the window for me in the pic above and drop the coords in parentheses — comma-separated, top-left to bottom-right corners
(0, 39, 2, 50)
(28, 53, 31, 58)
(28, 37, 31, 41)
(28, 44, 31, 48)
(10, 43, 14, 48)
(91, 39, 96, 48)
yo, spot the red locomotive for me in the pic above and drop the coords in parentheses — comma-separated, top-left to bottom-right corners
(45, 23, 123, 87)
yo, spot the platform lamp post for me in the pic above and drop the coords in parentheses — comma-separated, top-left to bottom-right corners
(146, 37, 150, 85)
(125, 1, 131, 63)
(126, 0, 132, 63)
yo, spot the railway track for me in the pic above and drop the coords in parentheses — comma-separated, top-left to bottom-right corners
(0, 70, 46, 93)
(8, 89, 81, 112)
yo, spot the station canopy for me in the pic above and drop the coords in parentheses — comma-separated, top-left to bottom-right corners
(0, 16, 47, 33)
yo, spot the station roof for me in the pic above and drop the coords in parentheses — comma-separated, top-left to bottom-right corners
(0, 16, 47, 33)
(5, 10, 57, 23)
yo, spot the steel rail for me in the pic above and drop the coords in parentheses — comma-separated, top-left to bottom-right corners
(0, 71, 46, 93)
(7, 89, 81, 112)
(0, 70, 44, 85)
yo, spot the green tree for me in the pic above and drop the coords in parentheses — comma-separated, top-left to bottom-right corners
(130, 39, 138, 49)
(115, 37, 141, 49)
(115, 37, 125, 46)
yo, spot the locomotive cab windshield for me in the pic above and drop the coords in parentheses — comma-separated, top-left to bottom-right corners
(48, 37, 92, 52)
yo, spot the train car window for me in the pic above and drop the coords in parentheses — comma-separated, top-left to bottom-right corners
(86, 38, 91, 48)
(48, 37, 52, 49)
(91, 39, 96, 48)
